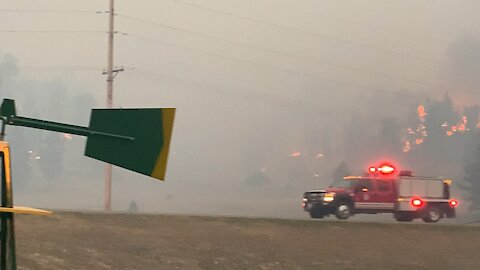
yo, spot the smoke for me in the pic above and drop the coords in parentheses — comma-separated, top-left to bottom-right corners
(1, 1, 479, 220)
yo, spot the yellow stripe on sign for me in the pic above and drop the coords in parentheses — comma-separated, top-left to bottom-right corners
(151, 108, 176, 180)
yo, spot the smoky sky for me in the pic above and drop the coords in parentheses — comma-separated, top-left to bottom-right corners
(1, 0, 480, 218)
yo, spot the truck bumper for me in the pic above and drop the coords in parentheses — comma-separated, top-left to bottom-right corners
(305, 202, 335, 215)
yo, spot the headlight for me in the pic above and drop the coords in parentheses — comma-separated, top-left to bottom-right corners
(323, 192, 335, 202)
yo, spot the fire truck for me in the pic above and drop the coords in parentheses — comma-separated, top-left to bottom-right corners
(302, 164, 458, 223)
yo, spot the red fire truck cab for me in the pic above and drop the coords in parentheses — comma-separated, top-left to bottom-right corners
(302, 164, 458, 223)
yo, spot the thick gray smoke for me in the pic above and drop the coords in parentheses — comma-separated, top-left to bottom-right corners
(1, 0, 480, 220)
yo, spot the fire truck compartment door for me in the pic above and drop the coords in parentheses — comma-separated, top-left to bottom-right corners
(398, 179, 443, 197)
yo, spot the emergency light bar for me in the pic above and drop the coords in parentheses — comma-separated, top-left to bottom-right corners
(368, 164, 395, 174)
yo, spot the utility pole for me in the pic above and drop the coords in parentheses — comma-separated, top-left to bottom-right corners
(104, 0, 123, 211)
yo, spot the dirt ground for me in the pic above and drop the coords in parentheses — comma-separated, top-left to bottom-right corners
(13, 211, 480, 270)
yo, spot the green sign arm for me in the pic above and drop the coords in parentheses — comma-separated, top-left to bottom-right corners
(7, 116, 134, 141)
(1, 99, 133, 141)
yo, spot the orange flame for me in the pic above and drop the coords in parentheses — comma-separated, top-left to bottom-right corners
(417, 105, 426, 119)
(291, 152, 301, 157)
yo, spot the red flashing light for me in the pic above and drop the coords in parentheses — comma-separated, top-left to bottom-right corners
(378, 165, 395, 174)
(411, 197, 424, 207)
(368, 164, 395, 174)
(449, 199, 458, 207)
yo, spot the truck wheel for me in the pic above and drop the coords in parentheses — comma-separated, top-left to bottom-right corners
(335, 202, 352, 220)
(394, 212, 414, 222)
(422, 205, 441, 223)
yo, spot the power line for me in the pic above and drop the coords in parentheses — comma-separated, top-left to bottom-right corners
(2, 5, 475, 96)
(14, 65, 104, 71)
(253, 0, 454, 48)
(124, 67, 358, 119)
(168, 0, 480, 73)
(0, 30, 105, 34)
(116, 13, 462, 96)
(123, 31, 480, 97)
(2, 4, 474, 97)
(121, 32, 406, 96)
(0, 9, 104, 13)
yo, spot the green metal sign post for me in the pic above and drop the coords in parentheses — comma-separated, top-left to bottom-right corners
(0, 98, 175, 269)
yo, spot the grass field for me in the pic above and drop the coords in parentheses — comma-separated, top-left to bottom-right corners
(14, 211, 480, 270)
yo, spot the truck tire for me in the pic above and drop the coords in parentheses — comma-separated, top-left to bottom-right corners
(422, 205, 441, 223)
(335, 202, 352, 220)
(394, 212, 414, 222)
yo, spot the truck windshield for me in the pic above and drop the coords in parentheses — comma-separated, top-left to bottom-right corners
(329, 178, 354, 188)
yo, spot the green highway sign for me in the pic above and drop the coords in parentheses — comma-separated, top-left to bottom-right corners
(85, 108, 175, 180)
(0, 99, 175, 180)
